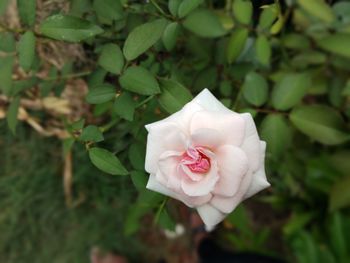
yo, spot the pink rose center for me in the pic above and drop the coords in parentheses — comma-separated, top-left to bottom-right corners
(181, 147, 211, 174)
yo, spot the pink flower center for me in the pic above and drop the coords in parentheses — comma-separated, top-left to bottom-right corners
(181, 147, 211, 174)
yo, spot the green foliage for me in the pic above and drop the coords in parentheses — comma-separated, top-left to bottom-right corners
(1, 0, 350, 261)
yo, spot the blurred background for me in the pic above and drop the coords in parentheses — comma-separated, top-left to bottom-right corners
(0, 0, 350, 262)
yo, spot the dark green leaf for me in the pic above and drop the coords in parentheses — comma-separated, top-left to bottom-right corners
(98, 44, 124, 74)
(119, 66, 160, 95)
(158, 79, 192, 113)
(0, 55, 14, 95)
(158, 208, 176, 231)
(123, 19, 168, 60)
(6, 96, 20, 134)
(0, 32, 15, 52)
(168, 0, 181, 16)
(17, 0, 36, 26)
(183, 9, 226, 38)
(316, 34, 350, 59)
(130, 171, 148, 191)
(271, 73, 311, 110)
(93, 0, 123, 24)
(255, 35, 271, 66)
(113, 92, 135, 121)
(290, 105, 349, 145)
(17, 31, 36, 71)
(86, 84, 115, 104)
(260, 115, 292, 159)
(128, 143, 145, 170)
(297, 0, 335, 23)
(0, 0, 10, 15)
(40, 15, 103, 42)
(88, 147, 128, 175)
(242, 72, 268, 106)
(162, 22, 180, 51)
(80, 125, 104, 142)
(330, 177, 350, 211)
(227, 28, 248, 63)
(178, 0, 203, 18)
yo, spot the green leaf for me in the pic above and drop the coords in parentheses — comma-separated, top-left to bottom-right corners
(123, 19, 168, 60)
(329, 151, 350, 176)
(0, 0, 10, 15)
(260, 115, 292, 158)
(158, 79, 193, 114)
(17, 31, 36, 71)
(113, 92, 135, 121)
(93, 0, 123, 24)
(162, 22, 180, 51)
(242, 71, 268, 106)
(233, 0, 253, 25)
(258, 4, 278, 30)
(183, 9, 226, 38)
(119, 66, 160, 95)
(329, 213, 347, 261)
(128, 143, 145, 170)
(88, 147, 128, 175)
(227, 28, 248, 63)
(290, 105, 349, 145)
(6, 96, 20, 134)
(282, 33, 310, 50)
(330, 176, 350, 211)
(80, 125, 104, 142)
(283, 212, 314, 236)
(40, 15, 103, 42)
(255, 35, 271, 66)
(168, 0, 181, 16)
(0, 55, 14, 95)
(178, 0, 203, 18)
(271, 73, 311, 110)
(17, 0, 36, 27)
(297, 0, 335, 23)
(86, 84, 115, 104)
(158, 208, 176, 231)
(0, 32, 15, 52)
(98, 44, 124, 74)
(316, 34, 350, 59)
(130, 171, 148, 191)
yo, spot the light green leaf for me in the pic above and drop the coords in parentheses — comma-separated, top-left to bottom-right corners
(80, 125, 104, 142)
(258, 4, 278, 30)
(0, 55, 14, 95)
(227, 28, 248, 63)
(158, 79, 192, 113)
(40, 15, 103, 42)
(272, 73, 311, 110)
(98, 44, 124, 74)
(88, 147, 128, 175)
(297, 0, 335, 23)
(178, 0, 202, 18)
(316, 34, 350, 59)
(260, 115, 292, 158)
(242, 72, 268, 106)
(93, 0, 123, 24)
(86, 84, 115, 104)
(255, 35, 271, 66)
(17, 0, 36, 26)
(119, 66, 160, 95)
(113, 92, 135, 121)
(233, 0, 253, 24)
(330, 176, 350, 211)
(17, 31, 36, 71)
(123, 19, 168, 60)
(290, 105, 349, 145)
(162, 22, 180, 51)
(183, 9, 226, 38)
(6, 96, 20, 134)
(282, 33, 310, 50)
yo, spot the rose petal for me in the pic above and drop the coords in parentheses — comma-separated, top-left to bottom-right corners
(147, 174, 212, 207)
(213, 145, 249, 197)
(191, 128, 224, 149)
(243, 141, 270, 199)
(190, 111, 245, 146)
(197, 204, 226, 228)
(192, 89, 232, 114)
(157, 151, 183, 191)
(240, 113, 261, 172)
(181, 161, 219, 197)
(145, 123, 187, 174)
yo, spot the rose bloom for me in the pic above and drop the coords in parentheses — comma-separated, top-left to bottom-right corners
(145, 89, 270, 229)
